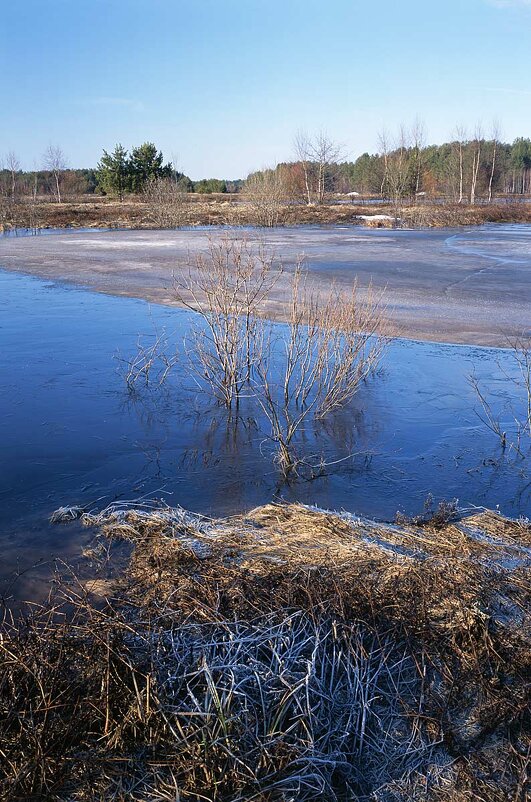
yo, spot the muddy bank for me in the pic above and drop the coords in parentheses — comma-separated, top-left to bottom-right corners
(1, 225, 530, 346)
(1, 501, 529, 801)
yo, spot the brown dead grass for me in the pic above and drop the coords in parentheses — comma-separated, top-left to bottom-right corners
(0, 501, 529, 801)
(3, 195, 530, 231)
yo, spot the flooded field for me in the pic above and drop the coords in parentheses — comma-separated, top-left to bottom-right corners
(0, 262, 529, 601)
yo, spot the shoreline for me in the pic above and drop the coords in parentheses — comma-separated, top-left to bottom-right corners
(1, 195, 531, 232)
(0, 264, 518, 352)
(1, 224, 530, 348)
(2, 499, 529, 800)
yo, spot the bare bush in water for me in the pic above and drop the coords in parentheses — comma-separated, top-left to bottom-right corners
(115, 328, 178, 392)
(174, 238, 388, 475)
(173, 236, 283, 407)
(468, 334, 531, 455)
(255, 267, 388, 476)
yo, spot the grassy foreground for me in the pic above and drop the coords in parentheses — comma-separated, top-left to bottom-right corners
(1, 502, 529, 801)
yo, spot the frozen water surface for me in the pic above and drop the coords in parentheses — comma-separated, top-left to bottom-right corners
(1, 223, 530, 345)
(0, 225, 530, 599)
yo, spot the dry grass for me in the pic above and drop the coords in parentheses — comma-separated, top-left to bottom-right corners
(2, 195, 529, 232)
(0, 501, 529, 800)
(400, 202, 531, 228)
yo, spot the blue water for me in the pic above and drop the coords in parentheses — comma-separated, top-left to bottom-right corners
(0, 269, 529, 599)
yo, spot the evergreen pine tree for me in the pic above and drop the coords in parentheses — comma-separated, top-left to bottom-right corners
(96, 144, 129, 201)
(128, 142, 171, 192)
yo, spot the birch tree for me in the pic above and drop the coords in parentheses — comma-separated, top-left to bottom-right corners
(43, 145, 67, 203)
(454, 125, 467, 204)
(5, 151, 20, 200)
(488, 121, 501, 203)
(469, 125, 483, 205)
(411, 119, 426, 196)
(294, 130, 314, 205)
(294, 131, 342, 205)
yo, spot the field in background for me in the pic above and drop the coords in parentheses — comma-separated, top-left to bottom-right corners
(2, 193, 531, 231)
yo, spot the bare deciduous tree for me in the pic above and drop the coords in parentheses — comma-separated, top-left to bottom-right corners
(294, 130, 313, 206)
(43, 145, 67, 203)
(294, 130, 342, 205)
(452, 125, 467, 204)
(5, 151, 20, 200)
(411, 119, 426, 196)
(312, 132, 342, 204)
(469, 125, 483, 206)
(488, 121, 501, 204)
(378, 126, 414, 218)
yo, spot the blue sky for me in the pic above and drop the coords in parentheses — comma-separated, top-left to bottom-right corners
(1, 0, 530, 179)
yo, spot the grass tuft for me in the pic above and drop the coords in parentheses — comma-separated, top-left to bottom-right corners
(1, 501, 529, 800)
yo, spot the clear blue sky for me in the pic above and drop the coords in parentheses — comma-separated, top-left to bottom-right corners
(1, 0, 530, 179)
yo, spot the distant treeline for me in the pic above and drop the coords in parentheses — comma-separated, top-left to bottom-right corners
(2, 134, 530, 203)
(0, 142, 243, 201)
(336, 136, 531, 198)
(249, 134, 531, 204)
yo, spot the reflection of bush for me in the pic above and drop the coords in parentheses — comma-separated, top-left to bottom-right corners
(174, 237, 388, 477)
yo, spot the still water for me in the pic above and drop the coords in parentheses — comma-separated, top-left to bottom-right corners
(0, 268, 529, 599)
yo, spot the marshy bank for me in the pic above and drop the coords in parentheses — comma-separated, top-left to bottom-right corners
(1, 194, 530, 233)
(1, 500, 529, 801)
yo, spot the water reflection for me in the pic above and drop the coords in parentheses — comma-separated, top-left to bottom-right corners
(0, 269, 529, 601)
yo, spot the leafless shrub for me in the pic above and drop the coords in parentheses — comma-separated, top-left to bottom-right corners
(174, 238, 387, 474)
(396, 494, 459, 529)
(115, 328, 178, 392)
(173, 236, 283, 407)
(468, 334, 531, 455)
(143, 176, 189, 228)
(512, 334, 531, 437)
(468, 372, 508, 449)
(243, 167, 286, 226)
(255, 267, 388, 477)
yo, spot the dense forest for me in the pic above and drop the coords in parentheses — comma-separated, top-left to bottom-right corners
(1, 135, 530, 203)
(253, 133, 531, 204)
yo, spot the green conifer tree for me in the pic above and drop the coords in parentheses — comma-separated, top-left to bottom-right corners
(129, 142, 171, 192)
(96, 144, 129, 201)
